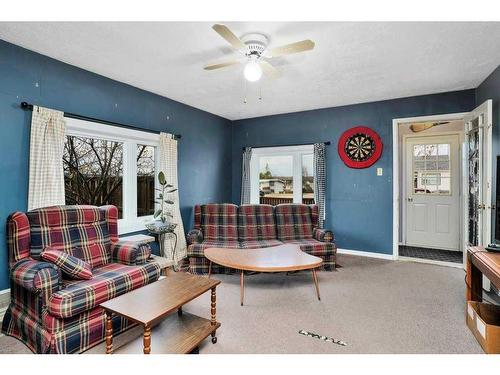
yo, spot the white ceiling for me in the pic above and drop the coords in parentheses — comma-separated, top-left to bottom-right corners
(1, 22, 500, 121)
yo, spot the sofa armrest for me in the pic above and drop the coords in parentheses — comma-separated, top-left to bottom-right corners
(11, 259, 61, 301)
(187, 229, 203, 245)
(313, 228, 334, 243)
(111, 240, 151, 265)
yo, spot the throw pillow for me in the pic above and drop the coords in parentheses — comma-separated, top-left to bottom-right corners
(41, 248, 93, 280)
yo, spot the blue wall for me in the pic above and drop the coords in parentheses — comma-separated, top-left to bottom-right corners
(0, 40, 233, 290)
(231, 90, 476, 254)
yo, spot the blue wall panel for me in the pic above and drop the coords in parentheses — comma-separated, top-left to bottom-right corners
(0, 40, 233, 290)
(231, 90, 476, 255)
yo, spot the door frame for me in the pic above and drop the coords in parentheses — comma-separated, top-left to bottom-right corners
(402, 132, 463, 251)
(392, 112, 468, 268)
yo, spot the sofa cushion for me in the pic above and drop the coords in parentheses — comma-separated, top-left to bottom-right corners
(197, 204, 238, 241)
(238, 204, 277, 241)
(187, 240, 239, 258)
(282, 239, 336, 256)
(240, 240, 283, 249)
(48, 262, 160, 318)
(69, 243, 110, 269)
(41, 248, 92, 280)
(275, 204, 314, 240)
(27, 205, 111, 261)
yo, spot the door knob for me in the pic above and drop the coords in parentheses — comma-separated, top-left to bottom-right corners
(407, 197, 413, 202)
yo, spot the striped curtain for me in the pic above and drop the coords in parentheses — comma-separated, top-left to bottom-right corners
(159, 133, 187, 261)
(28, 106, 66, 210)
(313, 143, 326, 228)
(240, 147, 252, 204)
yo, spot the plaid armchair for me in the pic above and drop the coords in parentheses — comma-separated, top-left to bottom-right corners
(1, 205, 161, 354)
(187, 203, 336, 274)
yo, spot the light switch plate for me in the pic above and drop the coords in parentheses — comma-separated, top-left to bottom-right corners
(377, 168, 383, 176)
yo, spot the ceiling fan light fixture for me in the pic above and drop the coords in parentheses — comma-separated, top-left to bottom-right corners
(243, 60, 262, 82)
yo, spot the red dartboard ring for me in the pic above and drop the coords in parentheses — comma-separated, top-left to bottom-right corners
(338, 126, 383, 168)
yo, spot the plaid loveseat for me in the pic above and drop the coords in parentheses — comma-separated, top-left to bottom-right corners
(187, 203, 336, 274)
(1, 205, 161, 354)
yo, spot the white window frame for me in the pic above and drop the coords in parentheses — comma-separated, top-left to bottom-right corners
(65, 117, 160, 234)
(249, 145, 314, 204)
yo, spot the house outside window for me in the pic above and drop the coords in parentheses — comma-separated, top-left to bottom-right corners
(250, 145, 315, 205)
(63, 117, 159, 234)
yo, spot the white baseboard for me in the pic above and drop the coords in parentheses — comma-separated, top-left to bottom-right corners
(337, 248, 394, 260)
(398, 256, 464, 269)
(0, 289, 10, 332)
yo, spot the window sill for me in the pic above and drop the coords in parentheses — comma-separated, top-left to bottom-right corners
(118, 216, 154, 235)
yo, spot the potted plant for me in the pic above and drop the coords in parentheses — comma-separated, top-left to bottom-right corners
(146, 171, 178, 262)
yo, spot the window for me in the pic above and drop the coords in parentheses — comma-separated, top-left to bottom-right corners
(63, 117, 159, 234)
(250, 145, 314, 205)
(412, 143, 451, 195)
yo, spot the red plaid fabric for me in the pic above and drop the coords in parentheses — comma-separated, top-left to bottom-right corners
(240, 240, 283, 249)
(68, 243, 110, 268)
(187, 240, 239, 257)
(313, 228, 334, 242)
(10, 259, 61, 295)
(41, 248, 92, 280)
(111, 240, 152, 265)
(282, 239, 336, 257)
(238, 204, 277, 241)
(188, 256, 236, 275)
(275, 204, 314, 240)
(187, 229, 203, 244)
(7, 212, 31, 266)
(48, 262, 160, 319)
(27, 205, 112, 262)
(196, 204, 238, 241)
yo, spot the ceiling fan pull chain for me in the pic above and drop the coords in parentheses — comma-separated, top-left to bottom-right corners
(243, 76, 248, 104)
(259, 83, 262, 101)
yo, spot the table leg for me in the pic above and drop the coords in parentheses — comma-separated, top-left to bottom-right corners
(178, 306, 183, 316)
(143, 325, 151, 354)
(211, 287, 217, 344)
(312, 268, 321, 301)
(105, 311, 113, 354)
(240, 270, 245, 306)
(208, 261, 212, 278)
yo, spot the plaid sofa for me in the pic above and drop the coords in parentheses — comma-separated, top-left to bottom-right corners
(1, 205, 161, 354)
(187, 203, 336, 274)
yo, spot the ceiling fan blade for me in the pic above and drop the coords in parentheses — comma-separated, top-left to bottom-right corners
(259, 60, 281, 79)
(204, 59, 241, 71)
(266, 39, 315, 58)
(212, 24, 246, 51)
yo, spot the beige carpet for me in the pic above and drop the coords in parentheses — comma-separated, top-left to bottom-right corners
(0, 254, 483, 354)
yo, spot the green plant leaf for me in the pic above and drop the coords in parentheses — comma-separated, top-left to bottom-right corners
(159, 193, 163, 199)
(158, 171, 166, 185)
(164, 200, 174, 204)
(167, 189, 177, 193)
(153, 209, 162, 218)
(166, 184, 173, 188)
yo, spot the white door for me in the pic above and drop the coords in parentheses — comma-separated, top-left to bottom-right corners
(464, 100, 493, 247)
(405, 134, 460, 250)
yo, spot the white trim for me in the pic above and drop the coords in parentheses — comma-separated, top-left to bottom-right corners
(398, 256, 464, 269)
(64, 117, 160, 235)
(392, 112, 468, 266)
(337, 248, 395, 260)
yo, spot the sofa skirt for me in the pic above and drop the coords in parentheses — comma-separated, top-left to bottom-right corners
(1, 303, 134, 354)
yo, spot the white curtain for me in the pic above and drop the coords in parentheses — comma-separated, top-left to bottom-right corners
(159, 132, 187, 261)
(313, 143, 326, 228)
(28, 106, 66, 210)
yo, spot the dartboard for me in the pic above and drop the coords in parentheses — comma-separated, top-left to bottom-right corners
(338, 126, 383, 168)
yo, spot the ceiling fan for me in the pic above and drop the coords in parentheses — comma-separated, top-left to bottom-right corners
(204, 24, 315, 82)
(410, 121, 450, 133)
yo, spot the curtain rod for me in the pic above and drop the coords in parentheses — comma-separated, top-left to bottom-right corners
(242, 141, 330, 151)
(20, 102, 181, 140)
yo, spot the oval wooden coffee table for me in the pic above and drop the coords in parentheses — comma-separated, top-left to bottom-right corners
(204, 244, 323, 306)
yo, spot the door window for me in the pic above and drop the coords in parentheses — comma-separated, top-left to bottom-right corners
(412, 143, 451, 195)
